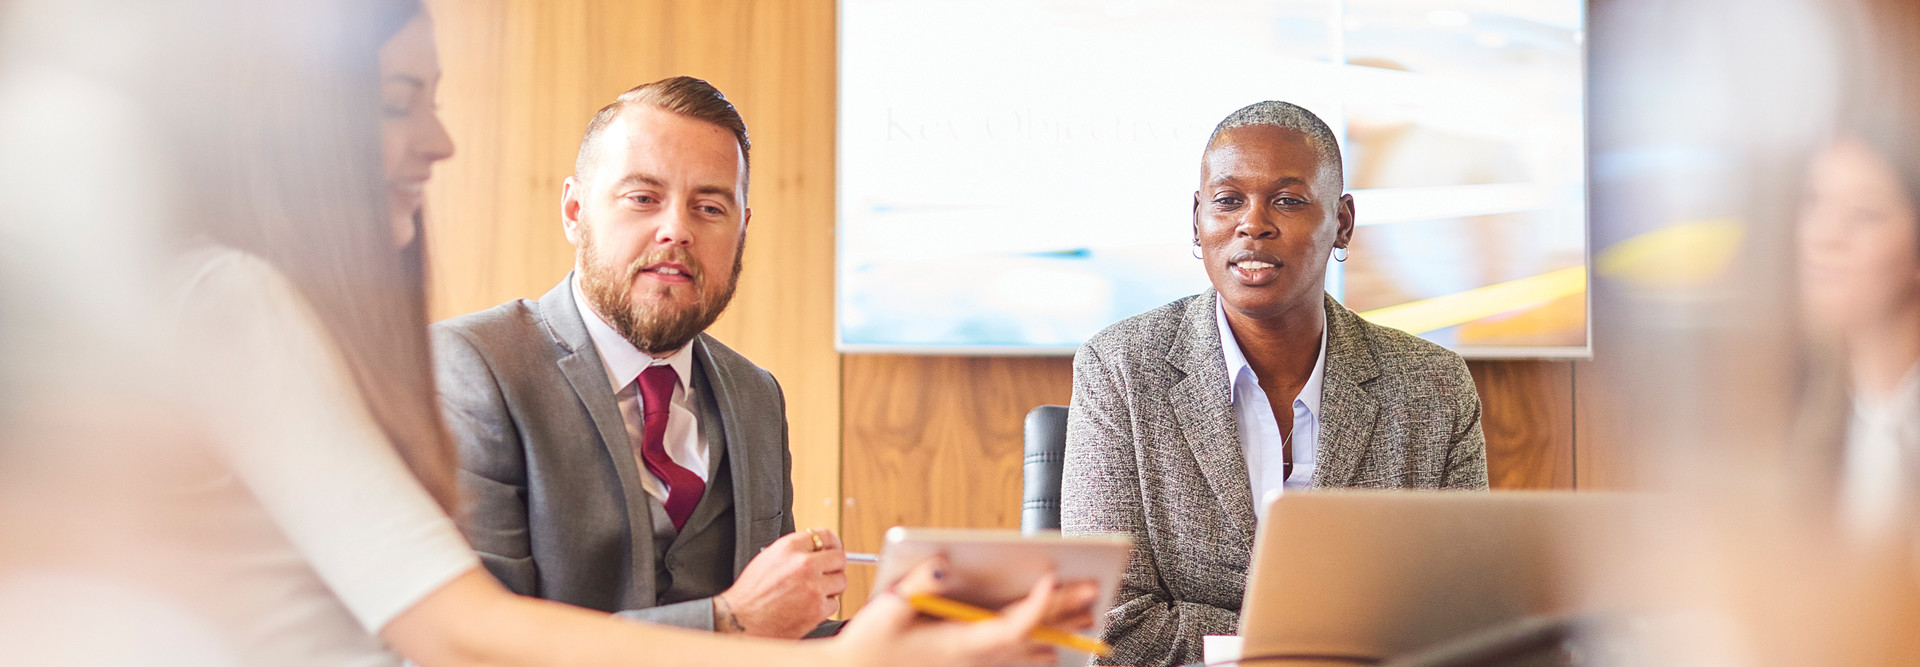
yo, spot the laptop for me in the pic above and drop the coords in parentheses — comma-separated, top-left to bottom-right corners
(1236, 491, 1635, 665)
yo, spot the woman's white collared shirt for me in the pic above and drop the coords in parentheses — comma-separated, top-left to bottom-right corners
(1216, 299, 1327, 523)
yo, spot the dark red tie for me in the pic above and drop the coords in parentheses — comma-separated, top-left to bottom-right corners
(636, 365, 704, 531)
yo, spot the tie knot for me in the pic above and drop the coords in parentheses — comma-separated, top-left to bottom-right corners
(637, 364, 678, 415)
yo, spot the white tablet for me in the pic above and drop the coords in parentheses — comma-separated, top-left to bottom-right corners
(873, 527, 1132, 664)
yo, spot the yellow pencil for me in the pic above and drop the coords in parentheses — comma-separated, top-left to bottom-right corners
(906, 593, 1112, 657)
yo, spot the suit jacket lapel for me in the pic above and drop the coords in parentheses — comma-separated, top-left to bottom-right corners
(1167, 290, 1259, 545)
(689, 334, 759, 578)
(538, 276, 660, 594)
(1312, 294, 1380, 487)
(665, 343, 734, 554)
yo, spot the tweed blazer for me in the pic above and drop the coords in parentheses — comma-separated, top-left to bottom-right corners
(432, 278, 796, 630)
(1060, 290, 1488, 666)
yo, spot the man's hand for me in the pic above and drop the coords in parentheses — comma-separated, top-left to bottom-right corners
(712, 528, 848, 638)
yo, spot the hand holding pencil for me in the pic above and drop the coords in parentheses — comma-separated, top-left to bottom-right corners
(905, 592, 1110, 657)
(832, 555, 1102, 667)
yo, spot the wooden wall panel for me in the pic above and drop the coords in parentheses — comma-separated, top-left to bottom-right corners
(839, 355, 1075, 615)
(422, 0, 841, 532)
(1573, 360, 1622, 489)
(1468, 361, 1577, 490)
(421, 0, 582, 319)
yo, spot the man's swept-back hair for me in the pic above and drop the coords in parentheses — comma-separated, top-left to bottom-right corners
(575, 76, 751, 195)
(1207, 101, 1343, 183)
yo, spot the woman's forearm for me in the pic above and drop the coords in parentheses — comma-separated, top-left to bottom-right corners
(382, 569, 840, 667)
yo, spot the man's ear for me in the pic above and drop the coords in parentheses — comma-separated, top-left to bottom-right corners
(741, 207, 752, 231)
(561, 176, 585, 245)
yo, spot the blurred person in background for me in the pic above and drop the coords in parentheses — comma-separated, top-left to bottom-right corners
(1795, 0, 1920, 539)
(1797, 136, 1920, 535)
(1565, 0, 1920, 663)
(0, 0, 1095, 665)
(1060, 100, 1488, 666)
(433, 76, 845, 639)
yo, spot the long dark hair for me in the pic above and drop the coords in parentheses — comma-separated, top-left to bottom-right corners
(184, 0, 457, 512)
(1836, 0, 1920, 209)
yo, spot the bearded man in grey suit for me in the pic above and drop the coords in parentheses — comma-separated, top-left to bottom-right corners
(433, 77, 844, 639)
(1061, 101, 1489, 666)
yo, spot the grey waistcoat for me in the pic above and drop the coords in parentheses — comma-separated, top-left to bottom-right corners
(649, 359, 737, 605)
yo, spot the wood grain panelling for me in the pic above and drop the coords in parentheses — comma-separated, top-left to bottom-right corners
(1468, 361, 1576, 490)
(1573, 359, 1627, 490)
(839, 355, 1075, 615)
(421, 0, 841, 532)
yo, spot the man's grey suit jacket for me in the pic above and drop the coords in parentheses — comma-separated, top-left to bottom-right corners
(1061, 290, 1489, 666)
(432, 278, 795, 629)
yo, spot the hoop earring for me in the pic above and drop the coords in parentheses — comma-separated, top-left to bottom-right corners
(1192, 242, 1203, 260)
(1332, 246, 1349, 263)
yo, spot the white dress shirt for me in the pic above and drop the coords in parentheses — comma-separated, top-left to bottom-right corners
(1218, 298, 1327, 522)
(571, 274, 709, 504)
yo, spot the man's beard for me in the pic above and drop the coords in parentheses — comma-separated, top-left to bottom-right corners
(578, 225, 745, 356)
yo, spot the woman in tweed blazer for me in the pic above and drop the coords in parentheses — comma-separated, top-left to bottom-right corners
(1061, 102, 1489, 666)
